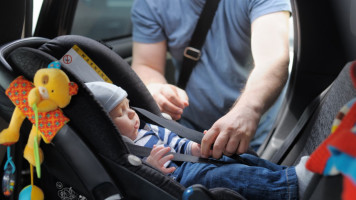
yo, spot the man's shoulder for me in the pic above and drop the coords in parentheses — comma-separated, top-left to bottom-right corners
(244, 0, 292, 22)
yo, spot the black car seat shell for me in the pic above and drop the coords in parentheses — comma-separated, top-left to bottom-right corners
(0, 35, 245, 200)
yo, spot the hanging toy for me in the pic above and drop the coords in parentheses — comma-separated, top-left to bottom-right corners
(0, 61, 78, 199)
(32, 103, 41, 178)
(2, 146, 16, 196)
(18, 166, 43, 200)
(17, 103, 44, 200)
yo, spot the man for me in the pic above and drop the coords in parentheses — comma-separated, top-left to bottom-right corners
(131, 0, 291, 158)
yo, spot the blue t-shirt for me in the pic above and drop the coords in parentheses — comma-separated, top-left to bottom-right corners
(132, 0, 291, 148)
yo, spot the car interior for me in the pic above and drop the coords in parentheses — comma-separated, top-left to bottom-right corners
(0, 0, 355, 199)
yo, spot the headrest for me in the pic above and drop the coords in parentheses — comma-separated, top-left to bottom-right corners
(38, 35, 162, 116)
(0, 35, 161, 116)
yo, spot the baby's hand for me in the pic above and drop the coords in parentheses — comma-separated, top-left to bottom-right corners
(191, 142, 201, 157)
(147, 145, 176, 174)
(191, 130, 212, 157)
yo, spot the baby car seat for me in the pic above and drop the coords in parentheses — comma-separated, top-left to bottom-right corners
(0, 35, 246, 200)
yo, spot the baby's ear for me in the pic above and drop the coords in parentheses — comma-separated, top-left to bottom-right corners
(69, 82, 78, 96)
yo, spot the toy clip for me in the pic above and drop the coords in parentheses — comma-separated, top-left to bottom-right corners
(48, 61, 61, 69)
(2, 146, 16, 196)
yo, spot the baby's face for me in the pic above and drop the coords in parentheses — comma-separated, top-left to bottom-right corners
(109, 98, 140, 140)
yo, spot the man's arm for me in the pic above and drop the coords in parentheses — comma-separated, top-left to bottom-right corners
(201, 11, 290, 158)
(132, 41, 168, 85)
(132, 41, 189, 120)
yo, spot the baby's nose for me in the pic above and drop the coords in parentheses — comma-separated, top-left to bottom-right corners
(128, 109, 135, 118)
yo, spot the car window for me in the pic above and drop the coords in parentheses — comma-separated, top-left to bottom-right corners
(33, 0, 43, 34)
(71, 0, 133, 41)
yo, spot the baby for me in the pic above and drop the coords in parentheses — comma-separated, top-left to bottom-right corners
(86, 81, 312, 200)
(85, 81, 200, 173)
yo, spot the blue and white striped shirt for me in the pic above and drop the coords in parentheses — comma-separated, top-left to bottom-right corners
(134, 123, 193, 155)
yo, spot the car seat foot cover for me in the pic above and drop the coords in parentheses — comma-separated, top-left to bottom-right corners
(306, 62, 356, 200)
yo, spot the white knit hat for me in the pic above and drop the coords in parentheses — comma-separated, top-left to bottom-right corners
(85, 81, 128, 113)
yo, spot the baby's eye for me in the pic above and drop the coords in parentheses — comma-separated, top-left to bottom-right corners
(118, 109, 123, 117)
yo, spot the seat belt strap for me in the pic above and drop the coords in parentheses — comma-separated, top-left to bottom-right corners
(133, 107, 203, 144)
(125, 143, 229, 165)
(177, 0, 221, 89)
(270, 85, 331, 164)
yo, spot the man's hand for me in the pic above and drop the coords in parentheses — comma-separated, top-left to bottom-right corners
(131, 41, 189, 120)
(201, 106, 260, 159)
(146, 145, 176, 174)
(132, 41, 189, 120)
(147, 83, 189, 120)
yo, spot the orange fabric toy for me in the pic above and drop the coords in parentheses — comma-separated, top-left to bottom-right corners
(5, 76, 72, 143)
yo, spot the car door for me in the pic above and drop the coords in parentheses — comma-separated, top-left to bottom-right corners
(35, 0, 132, 58)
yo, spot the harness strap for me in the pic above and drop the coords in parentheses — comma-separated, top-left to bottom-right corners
(132, 107, 252, 165)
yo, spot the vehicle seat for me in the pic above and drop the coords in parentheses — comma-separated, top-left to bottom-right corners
(280, 61, 356, 166)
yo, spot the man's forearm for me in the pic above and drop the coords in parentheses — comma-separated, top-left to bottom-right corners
(132, 64, 168, 85)
(231, 59, 289, 118)
(131, 41, 168, 85)
(237, 11, 291, 117)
